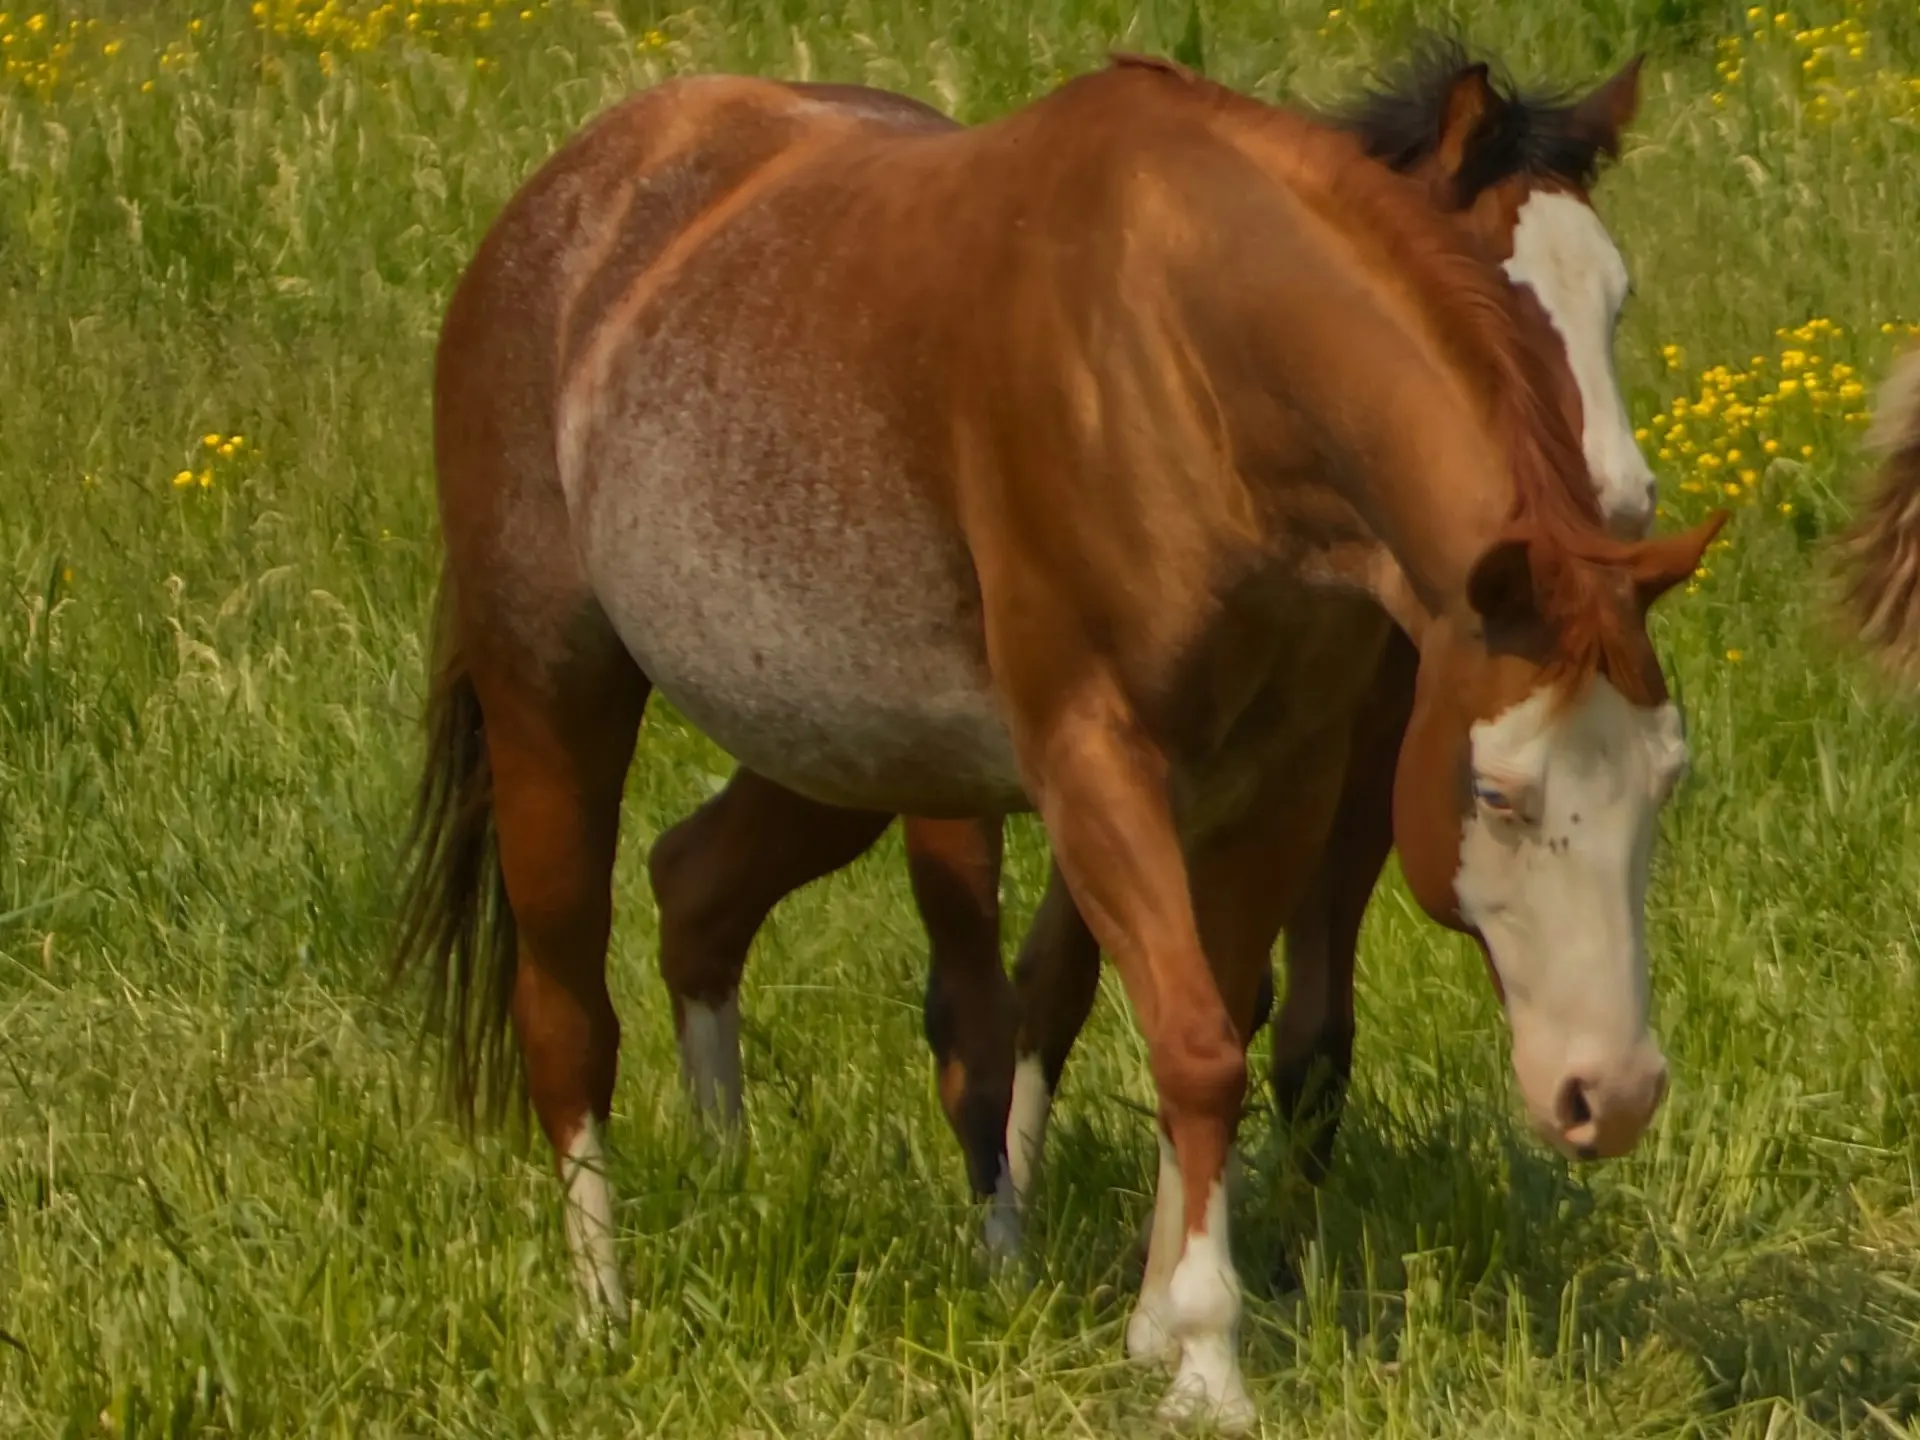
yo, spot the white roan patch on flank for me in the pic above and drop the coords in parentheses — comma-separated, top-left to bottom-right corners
(562, 1117, 629, 1326)
(1158, 1168, 1254, 1432)
(1502, 190, 1658, 537)
(1004, 1053, 1052, 1203)
(680, 993, 744, 1124)
(1456, 678, 1687, 1155)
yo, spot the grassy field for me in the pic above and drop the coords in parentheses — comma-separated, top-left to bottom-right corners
(4, 0, 1920, 1434)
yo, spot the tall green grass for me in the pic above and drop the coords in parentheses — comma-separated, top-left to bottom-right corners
(3, 0, 1918, 1433)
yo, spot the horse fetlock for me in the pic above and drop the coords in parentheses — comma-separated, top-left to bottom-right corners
(561, 1117, 630, 1325)
(1166, 1236, 1243, 1340)
(1126, 1293, 1179, 1367)
(678, 992, 744, 1125)
(980, 1164, 1023, 1260)
(1004, 1052, 1052, 1201)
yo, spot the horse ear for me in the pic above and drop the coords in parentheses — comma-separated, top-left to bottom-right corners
(1466, 530, 1539, 627)
(1434, 62, 1497, 184)
(1572, 53, 1645, 157)
(1634, 510, 1728, 611)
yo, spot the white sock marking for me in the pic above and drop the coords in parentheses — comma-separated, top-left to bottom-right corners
(680, 993, 743, 1124)
(981, 1160, 1023, 1259)
(1005, 1053, 1051, 1202)
(1158, 1172, 1253, 1431)
(1126, 1132, 1186, 1366)
(562, 1118, 629, 1326)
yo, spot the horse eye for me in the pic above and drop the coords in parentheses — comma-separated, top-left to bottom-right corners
(1473, 781, 1512, 811)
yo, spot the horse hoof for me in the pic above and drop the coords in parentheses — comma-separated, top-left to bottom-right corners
(981, 1205, 1023, 1263)
(1157, 1344, 1256, 1432)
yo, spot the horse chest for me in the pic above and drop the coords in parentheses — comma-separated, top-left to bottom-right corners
(1167, 593, 1392, 839)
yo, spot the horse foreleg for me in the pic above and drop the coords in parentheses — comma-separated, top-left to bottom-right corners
(1270, 634, 1412, 1187)
(1008, 675, 1254, 1431)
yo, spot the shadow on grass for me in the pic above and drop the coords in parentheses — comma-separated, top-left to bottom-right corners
(1202, 1092, 1920, 1430)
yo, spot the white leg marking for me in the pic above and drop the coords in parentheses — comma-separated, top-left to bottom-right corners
(680, 993, 743, 1124)
(981, 1159, 1023, 1259)
(1158, 1173, 1254, 1432)
(1126, 1132, 1186, 1366)
(562, 1118, 629, 1327)
(1005, 1053, 1051, 1203)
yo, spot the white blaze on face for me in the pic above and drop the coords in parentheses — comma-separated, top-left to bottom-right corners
(1456, 677, 1687, 1159)
(1502, 190, 1657, 538)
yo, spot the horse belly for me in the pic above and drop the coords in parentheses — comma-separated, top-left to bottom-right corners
(564, 371, 1025, 816)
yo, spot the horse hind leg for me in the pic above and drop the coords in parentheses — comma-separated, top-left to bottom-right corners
(396, 559, 651, 1327)
(647, 768, 892, 1127)
(904, 816, 1020, 1255)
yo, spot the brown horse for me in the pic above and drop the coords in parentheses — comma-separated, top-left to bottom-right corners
(640, 45, 1660, 1266)
(399, 54, 1721, 1427)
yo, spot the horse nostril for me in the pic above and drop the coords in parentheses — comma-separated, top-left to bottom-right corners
(1555, 1075, 1594, 1131)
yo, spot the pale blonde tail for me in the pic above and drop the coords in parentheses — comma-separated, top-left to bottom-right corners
(1840, 346, 1920, 678)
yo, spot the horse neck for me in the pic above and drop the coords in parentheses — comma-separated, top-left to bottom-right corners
(1174, 170, 1530, 629)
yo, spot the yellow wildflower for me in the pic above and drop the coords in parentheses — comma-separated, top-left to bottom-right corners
(1779, 502, 1794, 516)
(172, 469, 193, 487)
(1726, 649, 1744, 662)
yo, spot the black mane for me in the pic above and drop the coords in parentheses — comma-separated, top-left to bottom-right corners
(1321, 34, 1612, 200)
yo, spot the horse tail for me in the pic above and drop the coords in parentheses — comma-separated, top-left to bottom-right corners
(392, 571, 522, 1130)
(1840, 346, 1920, 678)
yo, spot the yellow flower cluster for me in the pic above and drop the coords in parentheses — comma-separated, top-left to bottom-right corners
(249, 0, 585, 54)
(1714, 1, 1920, 124)
(170, 433, 251, 492)
(1646, 317, 1920, 561)
(0, 11, 109, 98)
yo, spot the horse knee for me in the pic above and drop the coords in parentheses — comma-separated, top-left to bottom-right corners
(1151, 1009, 1247, 1122)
